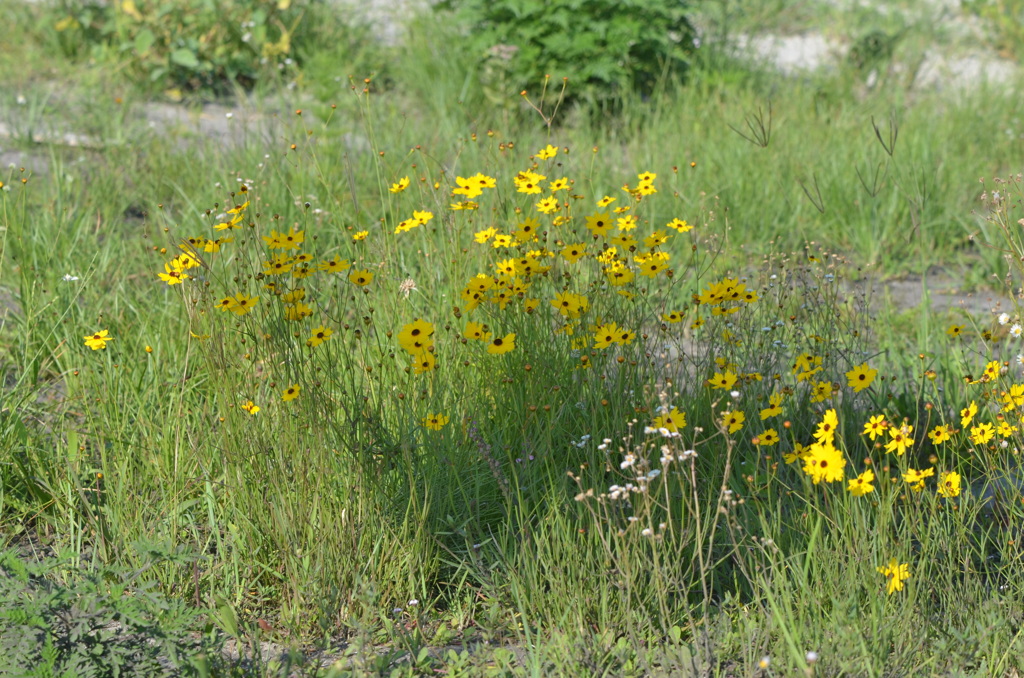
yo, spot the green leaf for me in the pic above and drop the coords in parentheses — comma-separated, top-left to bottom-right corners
(170, 48, 199, 69)
(133, 28, 155, 55)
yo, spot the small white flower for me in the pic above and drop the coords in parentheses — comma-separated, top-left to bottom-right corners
(225, 112, 234, 119)
(681, 449, 697, 459)
(408, 599, 419, 606)
(641, 528, 653, 537)
(1017, 354, 1024, 367)
(620, 453, 637, 470)
(16, 94, 27, 105)
(644, 426, 658, 435)
(62, 274, 79, 282)
(999, 312, 1011, 325)
(1012, 324, 1022, 338)
(627, 515, 639, 522)
(759, 656, 771, 669)
(806, 651, 819, 663)
(730, 390, 741, 399)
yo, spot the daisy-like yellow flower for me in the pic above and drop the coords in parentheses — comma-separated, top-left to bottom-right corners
(282, 384, 301, 402)
(722, 409, 745, 434)
(652, 406, 686, 433)
(398, 319, 435, 354)
(548, 177, 570, 192)
(666, 218, 692, 233)
(349, 270, 374, 286)
(535, 144, 558, 160)
(157, 261, 189, 285)
(421, 413, 449, 430)
(758, 429, 780, 447)
(708, 370, 738, 390)
(84, 329, 114, 350)
(863, 414, 888, 440)
(464, 321, 491, 342)
(319, 257, 351, 274)
(846, 362, 878, 393)
(412, 351, 437, 374)
(970, 422, 994, 445)
(596, 195, 616, 207)
(946, 324, 964, 338)
(801, 442, 844, 482)
(241, 400, 260, 415)
(847, 469, 875, 496)
(584, 213, 613, 237)
(389, 176, 410, 193)
(961, 401, 978, 427)
(661, 310, 684, 324)
(760, 392, 784, 420)
(487, 333, 516, 355)
(307, 325, 333, 348)
(536, 196, 560, 214)
(928, 424, 952, 445)
(878, 558, 910, 595)
(937, 471, 961, 498)
(352, 231, 369, 242)
(903, 466, 934, 492)
(885, 423, 913, 456)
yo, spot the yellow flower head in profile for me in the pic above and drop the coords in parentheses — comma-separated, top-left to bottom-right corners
(902, 466, 934, 492)
(878, 558, 910, 595)
(421, 413, 450, 430)
(84, 329, 114, 351)
(389, 176, 410, 193)
(241, 400, 260, 415)
(961, 401, 978, 427)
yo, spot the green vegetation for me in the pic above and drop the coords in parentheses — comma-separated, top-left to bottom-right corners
(2, 0, 1024, 675)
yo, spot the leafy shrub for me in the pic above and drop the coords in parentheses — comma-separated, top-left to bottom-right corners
(437, 0, 697, 108)
(51, 0, 329, 94)
(0, 549, 216, 677)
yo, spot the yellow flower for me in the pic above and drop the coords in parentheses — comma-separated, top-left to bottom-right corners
(352, 230, 369, 242)
(535, 144, 558, 160)
(845, 362, 877, 393)
(848, 469, 875, 496)
(961, 401, 978, 427)
(241, 400, 260, 415)
(902, 466, 934, 492)
(307, 325, 333, 348)
(282, 384, 301, 402)
(722, 410, 745, 434)
(928, 424, 952, 445)
(878, 558, 910, 595)
(487, 333, 516, 355)
(84, 329, 114, 350)
(937, 471, 961, 498)
(652, 407, 686, 433)
(863, 414, 888, 440)
(411, 352, 436, 374)
(666, 218, 692, 233)
(708, 371, 737, 390)
(421, 413, 450, 430)
(946, 324, 964, 338)
(349, 270, 374, 286)
(389, 176, 410, 193)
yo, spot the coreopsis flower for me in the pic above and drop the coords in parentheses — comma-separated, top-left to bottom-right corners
(422, 413, 449, 430)
(464, 321, 491, 342)
(593, 322, 622, 349)
(810, 380, 833, 403)
(946, 324, 964, 338)
(802, 442, 844, 483)
(352, 231, 369, 241)
(548, 177, 569, 192)
(902, 467, 934, 492)
(814, 409, 839, 445)
(452, 176, 484, 199)
(662, 310, 684, 323)
(514, 218, 541, 242)
(666, 218, 692, 233)
(652, 407, 686, 433)
(514, 170, 545, 194)
(158, 261, 189, 285)
(389, 177, 410, 193)
(561, 243, 587, 264)
(760, 392, 784, 420)
(616, 215, 638, 231)
(596, 195, 616, 207)
(307, 325, 333, 348)
(412, 352, 436, 374)
(584, 213, 613, 237)
(722, 410, 745, 434)
(878, 559, 910, 595)
(84, 329, 113, 350)
(474, 227, 498, 243)
(998, 421, 1018, 437)
(970, 422, 994, 445)
(536, 196, 560, 214)
(319, 257, 351, 274)
(282, 384, 301, 402)
(263, 253, 294, 276)
(398, 319, 435, 354)
(847, 469, 875, 496)
(846, 362, 877, 393)
(758, 429, 780, 447)
(961, 401, 978, 427)
(229, 293, 259, 316)
(863, 415, 888, 440)
(708, 371, 738, 390)
(927, 424, 952, 445)
(535, 144, 558, 160)
(487, 333, 515, 355)
(285, 302, 313, 321)
(241, 400, 260, 415)
(935, 471, 961, 498)
(349, 270, 374, 286)
(550, 292, 589, 319)
(885, 424, 913, 456)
